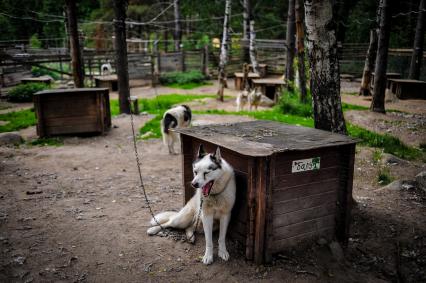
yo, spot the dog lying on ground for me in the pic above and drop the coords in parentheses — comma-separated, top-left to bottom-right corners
(147, 145, 236, 265)
(161, 105, 192, 154)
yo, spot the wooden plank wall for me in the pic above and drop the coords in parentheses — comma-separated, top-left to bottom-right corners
(270, 148, 342, 253)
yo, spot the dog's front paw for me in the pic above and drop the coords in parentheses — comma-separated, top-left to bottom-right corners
(147, 226, 161, 235)
(202, 251, 214, 265)
(218, 248, 229, 261)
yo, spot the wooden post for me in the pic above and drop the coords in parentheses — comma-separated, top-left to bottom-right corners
(181, 50, 186, 72)
(202, 45, 209, 77)
(113, 0, 131, 114)
(59, 53, 64, 80)
(88, 58, 93, 86)
(65, 0, 85, 88)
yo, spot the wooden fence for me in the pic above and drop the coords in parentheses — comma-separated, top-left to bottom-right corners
(2, 40, 426, 87)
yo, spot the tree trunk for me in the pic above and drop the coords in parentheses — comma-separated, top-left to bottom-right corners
(217, 0, 232, 102)
(174, 0, 181, 51)
(113, 0, 131, 114)
(249, 20, 259, 74)
(359, 0, 381, 96)
(243, 0, 251, 63)
(164, 28, 169, 52)
(295, 0, 307, 103)
(304, 0, 347, 134)
(65, 0, 84, 88)
(285, 0, 296, 84)
(371, 0, 392, 113)
(409, 0, 425, 80)
(359, 30, 379, 96)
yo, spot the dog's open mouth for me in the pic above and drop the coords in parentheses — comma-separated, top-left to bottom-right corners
(202, 180, 214, 197)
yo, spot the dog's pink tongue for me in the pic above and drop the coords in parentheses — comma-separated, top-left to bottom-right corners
(202, 182, 212, 196)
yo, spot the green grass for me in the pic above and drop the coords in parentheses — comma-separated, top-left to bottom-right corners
(165, 81, 212, 90)
(110, 94, 216, 116)
(0, 109, 36, 133)
(347, 124, 422, 161)
(28, 137, 63, 146)
(372, 149, 383, 165)
(378, 167, 393, 185)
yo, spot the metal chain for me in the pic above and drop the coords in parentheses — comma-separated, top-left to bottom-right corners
(128, 99, 164, 229)
(128, 79, 203, 243)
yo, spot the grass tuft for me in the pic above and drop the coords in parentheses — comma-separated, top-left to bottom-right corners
(377, 167, 393, 185)
(0, 109, 36, 133)
(28, 137, 63, 146)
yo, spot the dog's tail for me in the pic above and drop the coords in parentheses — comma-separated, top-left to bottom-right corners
(150, 211, 177, 226)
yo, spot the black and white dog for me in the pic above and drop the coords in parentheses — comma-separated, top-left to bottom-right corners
(161, 105, 192, 154)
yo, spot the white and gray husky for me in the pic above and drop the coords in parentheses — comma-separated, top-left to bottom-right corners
(161, 105, 192, 154)
(147, 145, 236, 265)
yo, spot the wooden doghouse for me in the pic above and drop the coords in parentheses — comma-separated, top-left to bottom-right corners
(177, 121, 356, 264)
(252, 78, 286, 102)
(95, 75, 118, 91)
(34, 88, 111, 137)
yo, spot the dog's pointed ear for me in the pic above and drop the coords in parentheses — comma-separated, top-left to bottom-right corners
(211, 147, 222, 162)
(197, 144, 206, 158)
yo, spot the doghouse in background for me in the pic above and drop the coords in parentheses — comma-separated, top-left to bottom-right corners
(177, 121, 357, 264)
(34, 88, 111, 137)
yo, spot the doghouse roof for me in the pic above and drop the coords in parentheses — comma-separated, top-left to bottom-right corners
(176, 120, 357, 157)
(34, 88, 109, 95)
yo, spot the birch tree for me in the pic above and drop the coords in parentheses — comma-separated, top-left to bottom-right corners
(113, 0, 131, 114)
(285, 0, 296, 84)
(409, 0, 425, 80)
(359, 0, 381, 96)
(304, 0, 347, 134)
(243, 0, 251, 62)
(217, 0, 232, 102)
(295, 0, 307, 103)
(371, 0, 391, 113)
(249, 20, 259, 74)
(174, 0, 182, 51)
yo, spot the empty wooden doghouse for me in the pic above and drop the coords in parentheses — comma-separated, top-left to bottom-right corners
(34, 88, 111, 137)
(177, 121, 357, 264)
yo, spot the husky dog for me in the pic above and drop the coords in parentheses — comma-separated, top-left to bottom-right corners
(101, 62, 112, 76)
(248, 87, 262, 111)
(236, 90, 249, 111)
(147, 145, 236, 265)
(161, 105, 192, 154)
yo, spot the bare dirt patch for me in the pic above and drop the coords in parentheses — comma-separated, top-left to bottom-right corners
(1, 111, 425, 282)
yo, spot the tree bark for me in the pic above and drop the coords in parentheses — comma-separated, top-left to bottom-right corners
(113, 0, 131, 114)
(285, 0, 296, 84)
(304, 0, 347, 134)
(409, 0, 425, 80)
(359, 0, 381, 96)
(371, 0, 392, 113)
(295, 0, 307, 103)
(174, 0, 182, 51)
(243, 0, 251, 63)
(65, 0, 84, 88)
(249, 20, 259, 74)
(217, 0, 232, 102)
(359, 30, 378, 96)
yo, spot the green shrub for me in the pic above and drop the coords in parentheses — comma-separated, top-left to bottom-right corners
(31, 66, 60, 80)
(160, 70, 206, 85)
(30, 33, 42, 48)
(7, 83, 49, 102)
(277, 90, 313, 117)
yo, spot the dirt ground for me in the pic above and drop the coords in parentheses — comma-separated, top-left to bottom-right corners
(1, 81, 426, 282)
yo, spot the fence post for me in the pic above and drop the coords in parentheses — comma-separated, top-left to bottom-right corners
(88, 58, 93, 86)
(59, 53, 64, 80)
(181, 50, 186, 72)
(202, 45, 209, 77)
